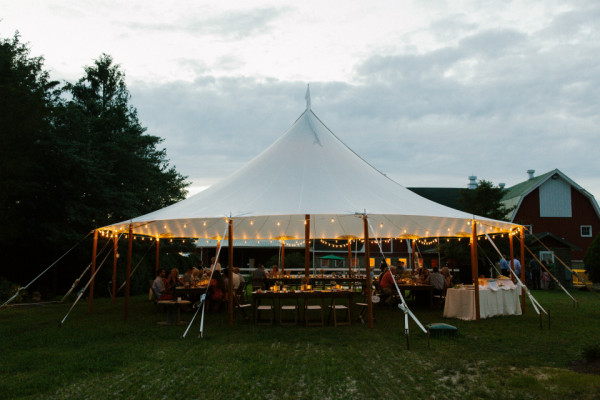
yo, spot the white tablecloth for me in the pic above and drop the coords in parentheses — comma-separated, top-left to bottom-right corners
(443, 285, 522, 320)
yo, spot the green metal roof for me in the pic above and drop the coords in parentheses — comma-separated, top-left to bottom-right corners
(502, 170, 555, 202)
(407, 187, 465, 211)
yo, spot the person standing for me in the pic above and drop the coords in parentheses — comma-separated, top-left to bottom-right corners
(511, 257, 521, 281)
(499, 255, 509, 277)
(529, 258, 541, 289)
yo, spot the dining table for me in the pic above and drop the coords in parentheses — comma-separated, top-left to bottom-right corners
(252, 289, 355, 325)
(443, 279, 522, 320)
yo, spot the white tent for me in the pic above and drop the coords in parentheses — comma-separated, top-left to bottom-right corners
(100, 92, 518, 239)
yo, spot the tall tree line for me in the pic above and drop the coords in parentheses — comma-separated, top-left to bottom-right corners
(0, 33, 189, 297)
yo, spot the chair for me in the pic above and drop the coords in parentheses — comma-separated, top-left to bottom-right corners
(328, 297, 351, 327)
(356, 295, 380, 324)
(254, 298, 274, 325)
(233, 288, 252, 322)
(304, 296, 324, 327)
(279, 297, 299, 326)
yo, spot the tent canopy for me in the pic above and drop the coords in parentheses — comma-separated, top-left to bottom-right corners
(101, 93, 519, 240)
(319, 255, 345, 260)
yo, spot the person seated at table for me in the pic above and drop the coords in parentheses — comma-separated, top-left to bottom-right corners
(441, 267, 453, 288)
(208, 270, 228, 313)
(380, 265, 397, 304)
(182, 266, 194, 287)
(191, 267, 203, 283)
(232, 267, 245, 291)
(429, 267, 445, 293)
(252, 264, 267, 289)
(166, 268, 184, 289)
(377, 263, 387, 281)
(151, 268, 170, 300)
(418, 268, 430, 284)
(270, 265, 279, 278)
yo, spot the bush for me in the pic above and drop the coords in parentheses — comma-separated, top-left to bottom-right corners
(583, 233, 600, 283)
(580, 343, 600, 363)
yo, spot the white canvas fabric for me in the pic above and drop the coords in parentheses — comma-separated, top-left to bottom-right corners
(101, 103, 518, 240)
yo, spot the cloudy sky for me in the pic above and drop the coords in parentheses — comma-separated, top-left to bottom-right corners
(2, 0, 600, 201)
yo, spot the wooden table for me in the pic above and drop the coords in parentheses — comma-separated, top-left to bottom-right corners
(396, 284, 434, 308)
(252, 290, 354, 325)
(157, 300, 191, 325)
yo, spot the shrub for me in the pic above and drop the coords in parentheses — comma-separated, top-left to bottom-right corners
(583, 233, 600, 283)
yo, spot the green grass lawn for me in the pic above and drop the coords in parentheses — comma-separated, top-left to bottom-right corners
(1, 290, 599, 400)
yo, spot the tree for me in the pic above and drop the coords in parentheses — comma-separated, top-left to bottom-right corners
(56, 54, 188, 232)
(459, 179, 514, 220)
(0, 36, 189, 296)
(583, 233, 600, 283)
(0, 33, 63, 287)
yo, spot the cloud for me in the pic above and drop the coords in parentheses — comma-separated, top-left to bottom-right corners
(126, 7, 288, 40)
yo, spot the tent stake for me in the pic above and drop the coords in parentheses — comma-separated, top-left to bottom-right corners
(548, 309, 551, 330)
(427, 327, 430, 349)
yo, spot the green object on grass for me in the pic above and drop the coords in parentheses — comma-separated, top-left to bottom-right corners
(427, 323, 458, 336)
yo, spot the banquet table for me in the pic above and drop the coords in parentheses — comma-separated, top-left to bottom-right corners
(252, 290, 354, 325)
(443, 280, 522, 320)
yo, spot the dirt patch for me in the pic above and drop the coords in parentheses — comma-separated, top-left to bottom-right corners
(569, 359, 600, 375)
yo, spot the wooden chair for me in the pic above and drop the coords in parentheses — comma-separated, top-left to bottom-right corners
(328, 297, 350, 327)
(356, 295, 380, 324)
(254, 298, 274, 325)
(304, 296, 324, 327)
(279, 297, 299, 326)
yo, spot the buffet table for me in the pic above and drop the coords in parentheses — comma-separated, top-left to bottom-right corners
(443, 280, 522, 320)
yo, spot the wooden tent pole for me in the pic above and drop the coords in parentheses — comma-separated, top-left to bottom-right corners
(124, 224, 132, 321)
(411, 240, 416, 273)
(363, 215, 373, 328)
(471, 221, 480, 321)
(304, 214, 310, 277)
(347, 240, 352, 275)
(281, 241, 285, 272)
(520, 226, 526, 314)
(155, 238, 160, 274)
(111, 235, 118, 304)
(509, 232, 515, 278)
(88, 229, 98, 314)
(228, 218, 234, 328)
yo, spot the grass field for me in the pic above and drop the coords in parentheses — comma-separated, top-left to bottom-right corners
(1, 289, 599, 400)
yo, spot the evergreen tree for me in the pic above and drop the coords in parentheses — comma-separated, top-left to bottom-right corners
(583, 233, 600, 283)
(459, 179, 513, 220)
(0, 35, 189, 296)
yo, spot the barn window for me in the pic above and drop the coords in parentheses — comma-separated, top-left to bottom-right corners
(581, 225, 592, 237)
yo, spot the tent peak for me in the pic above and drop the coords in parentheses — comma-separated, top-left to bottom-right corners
(305, 84, 311, 110)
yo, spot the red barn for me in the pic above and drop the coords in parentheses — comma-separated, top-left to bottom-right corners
(502, 169, 600, 267)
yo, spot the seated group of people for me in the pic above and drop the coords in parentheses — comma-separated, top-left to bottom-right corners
(151, 260, 246, 313)
(377, 262, 453, 304)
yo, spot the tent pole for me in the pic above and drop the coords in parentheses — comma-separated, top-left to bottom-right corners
(411, 240, 416, 273)
(111, 234, 118, 304)
(281, 241, 285, 272)
(304, 214, 310, 278)
(228, 218, 234, 328)
(347, 240, 352, 276)
(520, 227, 526, 314)
(124, 224, 132, 321)
(471, 220, 480, 321)
(155, 238, 160, 274)
(88, 229, 98, 314)
(509, 232, 515, 278)
(363, 215, 373, 328)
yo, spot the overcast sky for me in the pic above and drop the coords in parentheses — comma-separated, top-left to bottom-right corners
(2, 0, 600, 202)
